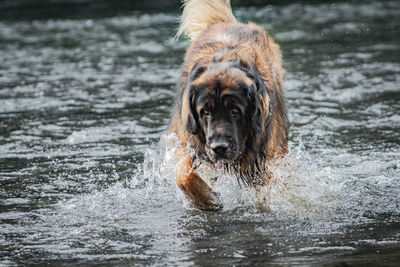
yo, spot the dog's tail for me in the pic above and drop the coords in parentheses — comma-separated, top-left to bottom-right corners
(176, 0, 237, 41)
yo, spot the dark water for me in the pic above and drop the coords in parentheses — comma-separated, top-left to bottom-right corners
(1, 1, 400, 265)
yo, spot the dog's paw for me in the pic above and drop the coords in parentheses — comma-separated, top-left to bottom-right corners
(197, 188, 223, 211)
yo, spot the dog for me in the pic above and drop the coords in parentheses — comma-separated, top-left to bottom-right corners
(169, 0, 289, 210)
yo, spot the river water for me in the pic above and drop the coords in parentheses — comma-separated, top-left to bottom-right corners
(1, 1, 399, 265)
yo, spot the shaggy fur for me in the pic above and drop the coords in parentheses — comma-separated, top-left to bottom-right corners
(169, 0, 288, 210)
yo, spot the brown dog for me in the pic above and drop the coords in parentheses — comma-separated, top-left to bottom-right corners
(169, 0, 289, 210)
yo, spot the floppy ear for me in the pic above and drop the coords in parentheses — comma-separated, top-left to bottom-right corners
(246, 84, 261, 133)
(240, 60, 276, 133)
(182, 62, 206, 134)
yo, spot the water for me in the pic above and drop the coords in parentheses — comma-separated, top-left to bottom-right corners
(1, 1, 400, 265)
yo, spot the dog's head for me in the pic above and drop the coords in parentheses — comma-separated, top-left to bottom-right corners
(181, 58, 274, 163)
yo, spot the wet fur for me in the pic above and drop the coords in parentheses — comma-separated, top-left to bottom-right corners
(169, 0, 288, 208)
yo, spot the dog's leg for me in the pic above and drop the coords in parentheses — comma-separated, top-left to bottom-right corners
(176, 156, 223, 211)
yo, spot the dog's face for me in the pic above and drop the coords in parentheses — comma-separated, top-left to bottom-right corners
(183, 60, 270, 163)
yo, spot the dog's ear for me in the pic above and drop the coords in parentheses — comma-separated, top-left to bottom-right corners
(239, 60, 276, 133)
(182, 62, 206, 134)
(246, 83, 261, 133)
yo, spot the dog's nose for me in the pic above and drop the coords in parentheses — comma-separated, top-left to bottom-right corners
(210, 141, 229, 158)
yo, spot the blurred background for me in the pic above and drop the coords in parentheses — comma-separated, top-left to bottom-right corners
(1, 0, 362, 19)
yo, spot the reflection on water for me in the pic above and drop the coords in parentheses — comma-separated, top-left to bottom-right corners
(1, 1, 400, 265)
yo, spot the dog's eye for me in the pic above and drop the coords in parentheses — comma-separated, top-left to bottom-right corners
(231, 108, 240, 115)
(202, 109, 210, 116)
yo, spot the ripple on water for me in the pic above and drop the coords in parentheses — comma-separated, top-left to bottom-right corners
(6, 132, 394, 265)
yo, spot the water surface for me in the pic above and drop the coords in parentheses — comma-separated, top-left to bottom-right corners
(1, 1, 400, 265)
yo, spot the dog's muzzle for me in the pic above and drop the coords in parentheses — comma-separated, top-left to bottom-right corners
(206, 135, 238, 162)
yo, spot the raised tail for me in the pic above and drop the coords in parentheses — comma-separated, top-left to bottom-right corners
(176, 0, 237, 41)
